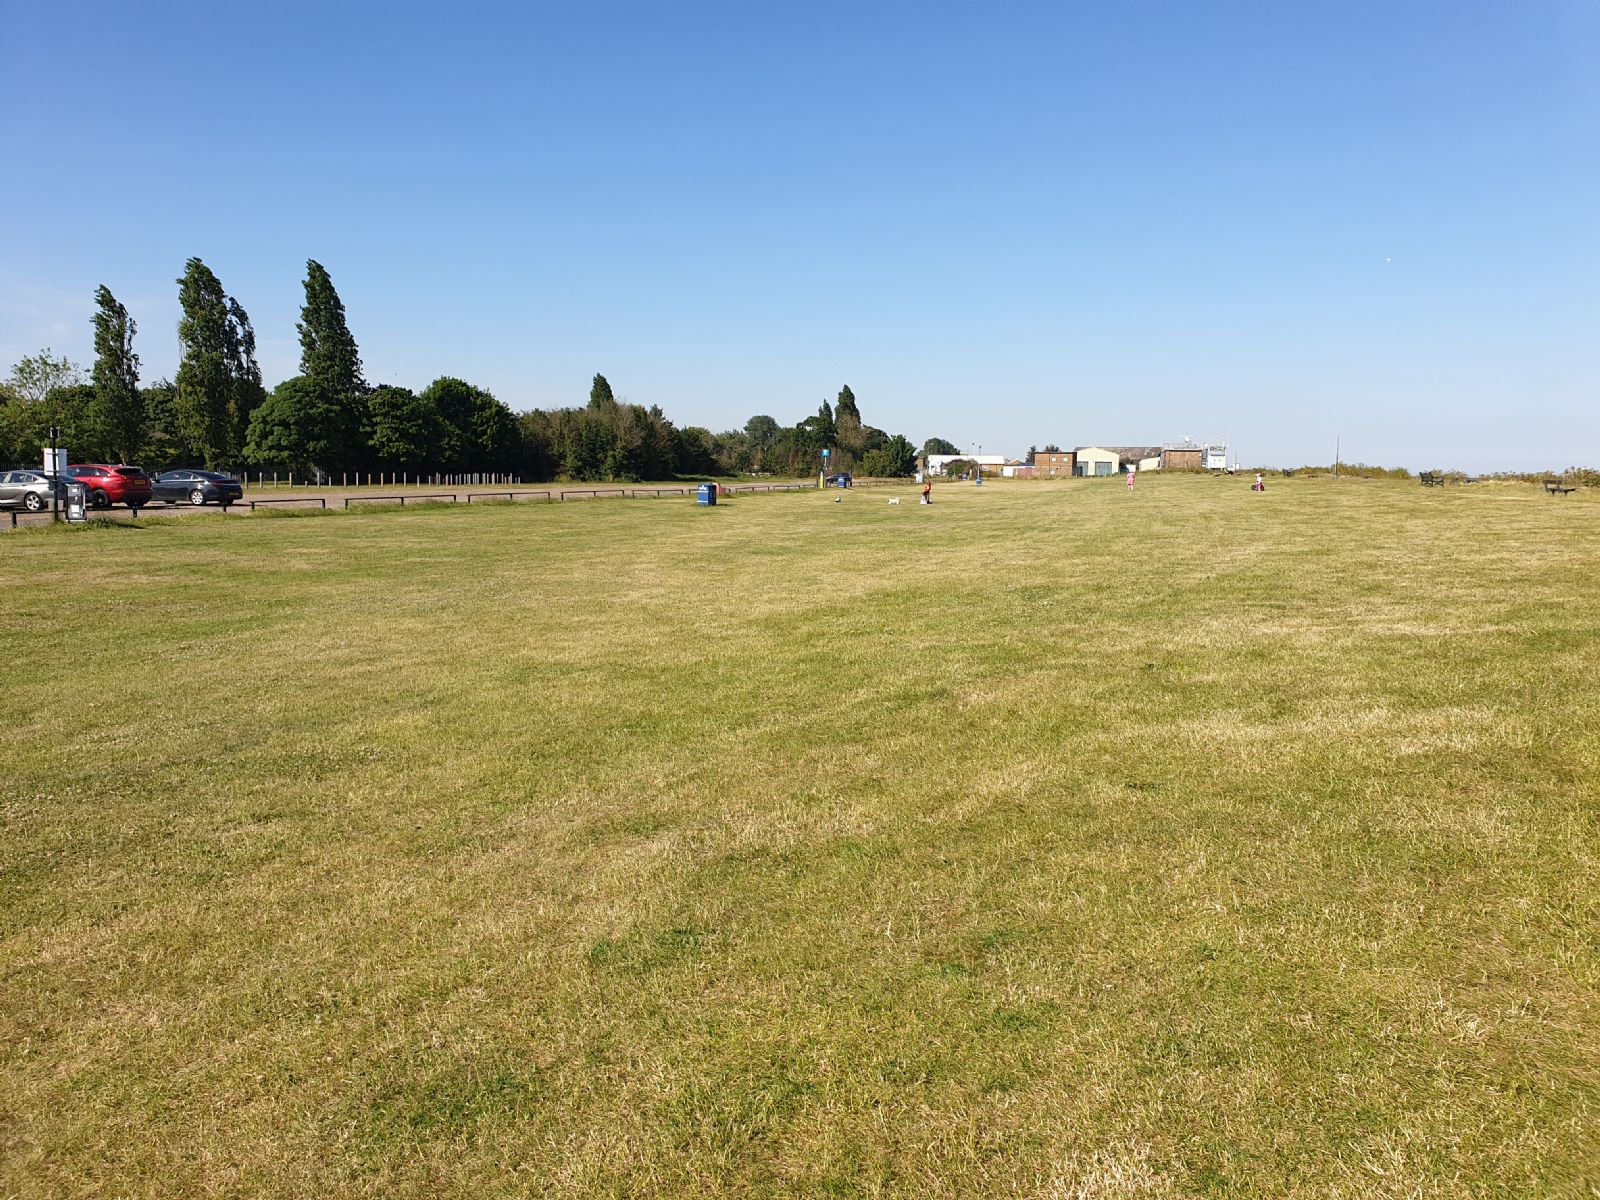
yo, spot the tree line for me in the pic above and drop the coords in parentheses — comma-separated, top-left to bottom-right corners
(1, 261, 946, 481)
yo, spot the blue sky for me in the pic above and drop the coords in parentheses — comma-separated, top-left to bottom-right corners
(2, 0, 1595, 469)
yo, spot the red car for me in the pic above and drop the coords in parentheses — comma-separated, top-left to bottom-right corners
(64, 464, 155, 510)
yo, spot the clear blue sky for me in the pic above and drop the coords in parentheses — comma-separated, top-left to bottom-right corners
(2, 0, 1595, 470)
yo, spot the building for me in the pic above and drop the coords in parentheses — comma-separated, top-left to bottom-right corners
(1033, 450, 1076, 477)
(925, 453, 1009, 477)
(1108, 446, 1163, 472)
(1160, 442, 1204, 471)
(1073, 446, 1121, 476)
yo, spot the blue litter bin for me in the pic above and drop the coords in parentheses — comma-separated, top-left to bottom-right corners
(696, 483, 717, 506)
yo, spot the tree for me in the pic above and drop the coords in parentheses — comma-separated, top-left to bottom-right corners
(140, 380, 185, 467)
(799, 400, 836, 450)
(712, 430, 752, 474)
(1, 351, 86, 464)
(589, 373, 617, 412)
(297, 260, 366, 464)
(175, 258, 262, 467)
(861, 433, 917, 477)
(835, 385, 865, 465)
(1042, 443, 1062, 454)
(244, 376, 344, 474)
(744, 415, 779, 449)
(366, 386, 451, 471)
(88, 286, 144, 463)
(675, 426, 717, 475)
(298, 260, 365, 396)
(419, 376, 517, 472)
(8, 350, 83, 406)
(922, 437, 959, 457)
(1025, 445, 1037, 465)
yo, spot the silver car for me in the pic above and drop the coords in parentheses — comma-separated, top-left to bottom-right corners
(0, 470, 70, 512)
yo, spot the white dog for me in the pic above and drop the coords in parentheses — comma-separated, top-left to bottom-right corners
(888, 497, 900, 505)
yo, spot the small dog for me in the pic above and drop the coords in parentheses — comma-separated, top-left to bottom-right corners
(888, 497, 900, 505)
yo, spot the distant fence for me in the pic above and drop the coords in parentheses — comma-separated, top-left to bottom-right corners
(465, 490, 554, 503)
(247, 497, 327, 511)
(3, 478, 906, 531)
(345, 493, 459, 508)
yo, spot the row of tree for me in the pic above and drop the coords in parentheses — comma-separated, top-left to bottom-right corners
(1, 260, 947, 481)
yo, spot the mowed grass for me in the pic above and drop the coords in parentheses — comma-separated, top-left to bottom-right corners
(2, 477, 1597, 1198)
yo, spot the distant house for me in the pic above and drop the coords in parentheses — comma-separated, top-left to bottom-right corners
(1161, 442, 1204, 470)
(1073, 446, 1121, 476)
(1108, 446, 1163, 472)
(925, 453, 1009, 477)
(1034, 450, 1075, 477)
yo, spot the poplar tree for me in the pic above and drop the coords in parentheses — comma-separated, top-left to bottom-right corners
(294, 259, 366, 467)
(298, 260, 365, 395)
(175, 259, 262, 467)
(88, 285, 144, 462)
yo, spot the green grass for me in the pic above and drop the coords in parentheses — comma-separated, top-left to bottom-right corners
(2, 476, 1597, 1197)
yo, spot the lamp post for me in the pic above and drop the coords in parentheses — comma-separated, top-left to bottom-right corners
(48, 424, 61, 522)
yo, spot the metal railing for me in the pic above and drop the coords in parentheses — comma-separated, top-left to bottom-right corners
(248, 497, 327, 511)
(344, 493, 459, 508)
(465, 490, 554, 503)
(5, 477, 910, 530)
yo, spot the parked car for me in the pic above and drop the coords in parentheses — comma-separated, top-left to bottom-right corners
(826, 472, 853, 488)
(0, 470, 70, 512)
(64, 464, 154, 509)
(152, 469, 244, 507)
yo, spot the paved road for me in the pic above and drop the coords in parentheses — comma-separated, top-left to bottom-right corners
(3, 480, 839, 531)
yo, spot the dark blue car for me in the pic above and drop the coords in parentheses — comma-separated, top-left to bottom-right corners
(153, 469, 244, 507)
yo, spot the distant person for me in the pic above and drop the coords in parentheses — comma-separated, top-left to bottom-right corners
(1126, 463, 1137, 490)
(1252, 472, 1265, 492)
(921, 480, 932, 505)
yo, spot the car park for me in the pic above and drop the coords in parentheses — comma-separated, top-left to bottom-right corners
(152, 469, 244, 507)
(826, 472, 853, 488)
(0, 470, 70, 512)
(64, 464, 153, 509)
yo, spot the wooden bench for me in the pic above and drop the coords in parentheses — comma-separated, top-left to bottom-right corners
(1544, 478, 1577, 496)
(1419, 471, 1446, 487)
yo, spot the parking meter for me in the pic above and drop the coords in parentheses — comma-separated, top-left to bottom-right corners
(65, 481, 88, 523)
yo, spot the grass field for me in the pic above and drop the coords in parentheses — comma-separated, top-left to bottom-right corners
(2, 476, 1597, 1197)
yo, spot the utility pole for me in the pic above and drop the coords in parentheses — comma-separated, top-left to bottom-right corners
(1335, 435, 1340, 480)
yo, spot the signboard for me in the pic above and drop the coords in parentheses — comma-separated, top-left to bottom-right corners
(821, 448, 830, 458)
(44, 447, 68, 474)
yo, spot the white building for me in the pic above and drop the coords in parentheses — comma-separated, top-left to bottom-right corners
(1073, 447, 1121, 477)
(925, 453, 1009, 477)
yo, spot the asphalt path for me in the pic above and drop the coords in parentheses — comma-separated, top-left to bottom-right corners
(2, 479, 841, 531)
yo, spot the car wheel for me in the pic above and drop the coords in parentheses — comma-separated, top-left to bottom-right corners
(23, 492, 45, 512)
(91, 489, 111, 509)
(190, 488, 207, 506)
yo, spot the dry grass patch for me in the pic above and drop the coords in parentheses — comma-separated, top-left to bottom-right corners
(2, 476, 1597, 1197)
